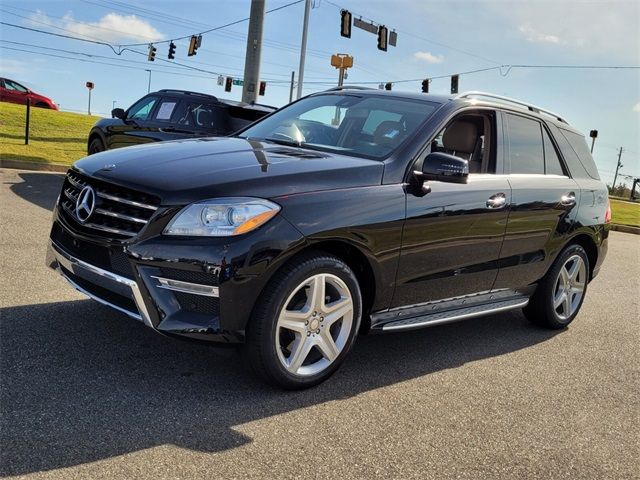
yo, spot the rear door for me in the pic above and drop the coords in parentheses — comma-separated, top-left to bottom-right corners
(493, 111, 580, 290)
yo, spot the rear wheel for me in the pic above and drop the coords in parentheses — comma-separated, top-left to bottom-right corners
(88, 137, 105, 155)
(524, 244, 589, 329)
(245, 253, 361, 389)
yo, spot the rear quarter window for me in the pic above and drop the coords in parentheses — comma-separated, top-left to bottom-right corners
(548, 124, 600, 180)
(558, 128, 600, 180)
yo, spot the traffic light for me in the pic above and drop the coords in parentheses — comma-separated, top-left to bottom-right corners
(168, 41, 176, 60)
(340, 10, 352, 38)
(147, 43, 156, 61)
(421, 79, 429, 93)
(258, 81, 266, 96)
(225, 77, 232, 92)
(377, 25, 388, 51)
(188, 35, 201, 56)
(384, 82, 392, 91)
(450, 74, 459, 94)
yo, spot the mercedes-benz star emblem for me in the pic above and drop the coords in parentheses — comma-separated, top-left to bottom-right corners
(75, 186, 96, 223)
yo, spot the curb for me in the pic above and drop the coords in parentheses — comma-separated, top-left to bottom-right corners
(610, 224, 640, 235)
(0, 158, 69, 173)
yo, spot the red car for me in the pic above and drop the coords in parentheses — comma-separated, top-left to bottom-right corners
(0, 78, 58, 110)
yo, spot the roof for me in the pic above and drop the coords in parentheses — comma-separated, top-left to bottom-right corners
(153, 89, 276, 112)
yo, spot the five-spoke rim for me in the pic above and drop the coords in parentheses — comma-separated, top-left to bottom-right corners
(553, 254, 587, 321)
(275, 273, 354, 376)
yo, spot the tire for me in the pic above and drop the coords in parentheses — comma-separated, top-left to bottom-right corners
(88, 137, 105, 155)
(523, 244, 590, 329)
(245, 252, 362, 389)
(34, 102, 50, 109)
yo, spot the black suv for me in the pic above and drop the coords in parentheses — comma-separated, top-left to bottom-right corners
(87, 89, 275, 154)
(48, 88, 610, 389)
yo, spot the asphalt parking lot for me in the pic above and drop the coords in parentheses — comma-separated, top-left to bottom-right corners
(1, 168, 638, 479)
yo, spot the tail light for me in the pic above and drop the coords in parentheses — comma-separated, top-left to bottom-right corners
(604, 198, 612, 224)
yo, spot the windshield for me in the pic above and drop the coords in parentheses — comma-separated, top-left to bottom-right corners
(237, 93, 439, 159)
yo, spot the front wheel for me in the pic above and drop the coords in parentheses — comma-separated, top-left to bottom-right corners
(245, 253, 362, 389)
(524, 244, 589, 329)
(88, 137, 105, 155)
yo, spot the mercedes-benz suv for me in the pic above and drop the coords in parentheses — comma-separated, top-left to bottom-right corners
(47, 88, 610, 389)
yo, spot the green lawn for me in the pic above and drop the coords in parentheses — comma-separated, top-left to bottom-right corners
(0, 101, 100, 165)
(610, 198, 640, 227)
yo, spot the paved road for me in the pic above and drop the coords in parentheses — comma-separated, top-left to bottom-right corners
(1, 168, 638, 480)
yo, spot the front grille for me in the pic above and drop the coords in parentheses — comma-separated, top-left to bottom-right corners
(60, 265, 137, 314)
(59, 171, 160, 241)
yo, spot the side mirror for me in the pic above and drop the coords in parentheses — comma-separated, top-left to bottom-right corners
(111, 108, 126, 119)
(418, 152, 469, 184)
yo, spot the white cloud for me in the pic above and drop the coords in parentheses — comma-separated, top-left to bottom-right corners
(0, 59, 30, 75)
(414, 51, 445, 64)
(518, 25, 562, 45)
(28, 10, 164, 44)
(633, 102, 640, 113)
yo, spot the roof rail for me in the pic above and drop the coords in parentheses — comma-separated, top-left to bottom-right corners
(324, 85, 376, 92)
(454, 91, 567, 124)
(157, 89, 219, 101)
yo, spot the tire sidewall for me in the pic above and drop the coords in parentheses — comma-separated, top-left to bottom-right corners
(251, 255, 362, 388)
(89, 138, 105, 155)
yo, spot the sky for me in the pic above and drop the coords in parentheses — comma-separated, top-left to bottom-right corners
(0, 0, 638, 185)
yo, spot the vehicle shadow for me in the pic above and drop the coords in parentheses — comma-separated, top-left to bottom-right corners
(0, 133, 87, 143)
(5, 171, 65, 211)
(0, 299, 560, 475)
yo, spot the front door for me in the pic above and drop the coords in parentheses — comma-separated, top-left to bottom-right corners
(106, 95, 161, 149)
(392, 110, 511, 307)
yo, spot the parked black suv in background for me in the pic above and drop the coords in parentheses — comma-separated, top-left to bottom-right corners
(49, 88, 610, 389)
(87, 89, 276, 154)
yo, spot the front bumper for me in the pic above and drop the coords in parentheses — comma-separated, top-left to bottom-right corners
(47, 239, 240, 342)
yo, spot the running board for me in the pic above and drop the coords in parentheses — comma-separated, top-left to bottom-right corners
(376, 297, 529, 332)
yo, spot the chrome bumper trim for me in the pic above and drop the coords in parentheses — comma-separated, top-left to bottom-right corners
(48, 240, 154, 328)
(150, 276, 219, 297)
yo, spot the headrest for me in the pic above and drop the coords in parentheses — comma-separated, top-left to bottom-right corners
(373, 121, 404, 146)
(443, 121, 477, 153)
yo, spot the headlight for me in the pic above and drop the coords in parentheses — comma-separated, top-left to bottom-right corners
(164, 198, 280, 237)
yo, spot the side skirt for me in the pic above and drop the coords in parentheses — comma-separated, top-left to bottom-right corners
(370, 288, 533, 333)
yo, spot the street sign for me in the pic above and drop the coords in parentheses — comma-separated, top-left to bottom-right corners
(353, 18, 377, 34)
(217, 75, 224, 86)
(86, 81, 94, 89)
(232, 79, 244, 86)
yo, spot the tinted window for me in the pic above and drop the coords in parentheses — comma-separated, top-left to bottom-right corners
(173, 101, 231, 133)
(542, 128, 565, 175)
(128, 96, 157, 121)
(559, 128, 600, 179)
(506, 113, 544, 174)
(547, 124, 591, 179)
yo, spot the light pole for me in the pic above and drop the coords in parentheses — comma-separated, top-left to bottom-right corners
(296, 0, 311, 99)
(145, 69, 152, 93)
(112, 100, 117, 111)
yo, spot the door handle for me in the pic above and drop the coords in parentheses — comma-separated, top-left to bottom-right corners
(561, 192, 576, 207)
(486, 193, 507, 209)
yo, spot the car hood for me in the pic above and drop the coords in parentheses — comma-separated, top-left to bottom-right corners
(73, 137, 384, 205)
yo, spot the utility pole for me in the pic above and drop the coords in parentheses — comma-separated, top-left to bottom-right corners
(612, 147, 624, 192)
(296, 0, 311, 99)
(145, 69, 152, 93)
(241, 0, 265, 104)
(289, 71, 295, 103)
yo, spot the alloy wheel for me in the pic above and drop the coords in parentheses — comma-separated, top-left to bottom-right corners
(275, 273, 354, 376)
(553, 254, 587, 321)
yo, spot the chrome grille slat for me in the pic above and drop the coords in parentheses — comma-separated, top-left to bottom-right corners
(96, 191, 158, 211)
(95, 208, 148, 224)
(83, 222, 137, 237)
(58, 171, 160, 241)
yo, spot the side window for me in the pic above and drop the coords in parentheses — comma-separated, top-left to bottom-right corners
(153, 100, 178, 122)
(558, 127, 600, 180)
(173, 101, 231, 132)
(127, 96, 158, 121)
(505, 113, 544, 174)
(542, 128, 565, 175)
(5, 80, 28, 93)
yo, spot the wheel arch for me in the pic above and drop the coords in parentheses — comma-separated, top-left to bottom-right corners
(566, 233, 598, 281)
(87, 129, 106, 153)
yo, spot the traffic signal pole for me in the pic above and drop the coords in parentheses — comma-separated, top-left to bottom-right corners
(612, 147, 624, 191)
(241, 0, 265, 104)
(296, 0, 311, 99)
